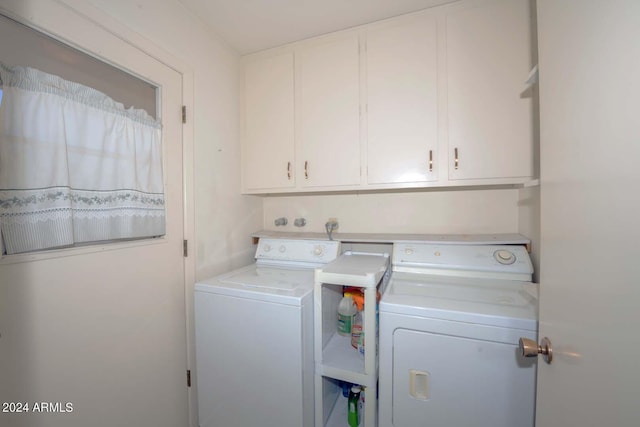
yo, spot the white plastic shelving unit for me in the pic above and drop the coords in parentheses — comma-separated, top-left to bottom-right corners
(314, 251, 390, 427)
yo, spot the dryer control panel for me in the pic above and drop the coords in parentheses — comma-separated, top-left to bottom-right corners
(392, 243, 533, 281)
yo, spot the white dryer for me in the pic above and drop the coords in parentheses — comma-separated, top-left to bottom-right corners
(195, 238, 340, 427)
(379, 242, 538, 427)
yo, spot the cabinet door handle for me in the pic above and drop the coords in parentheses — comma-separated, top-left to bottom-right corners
(429, 150, 433, 172)
(287, 162, 291, 180)
(454, 147, 459, 170)
(304, 161, 309, 179)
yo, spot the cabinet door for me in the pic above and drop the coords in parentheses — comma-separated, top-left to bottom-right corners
(242, 51, 295, 191)
(366, 12, 439, 185)
(298, 34, 361, 188)
(446, 0, 533, 181)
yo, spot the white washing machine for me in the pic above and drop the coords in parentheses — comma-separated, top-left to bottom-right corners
(379, 242, 538, 427)
(195, 238, 340, 427)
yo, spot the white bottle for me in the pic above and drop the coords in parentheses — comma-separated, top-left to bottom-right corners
(337, 295, 357, 336)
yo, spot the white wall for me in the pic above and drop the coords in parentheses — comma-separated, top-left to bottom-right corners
(263, 189, 520, 234)
(517, 0, 540, 281)
(83, 0, 262, 280)
(0, 2, 262, 426)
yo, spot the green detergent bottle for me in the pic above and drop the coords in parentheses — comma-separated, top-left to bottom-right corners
(348, 385, 361, 427)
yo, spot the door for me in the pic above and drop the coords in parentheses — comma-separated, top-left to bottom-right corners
(297, 33, 361, 188)
(366, 11, 439, 185)
(242, 51, 295, 192)
(0, 3, 187, 427)
(536, 1, 640, 426)
(446, 0, 533, 181)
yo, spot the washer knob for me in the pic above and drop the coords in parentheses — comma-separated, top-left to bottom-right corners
(494, 250, 516, 265)
(405, 248, 414, 255)
(313, 245, 324, 256)
(263, 244, 271, 253)
(279, 245, 286, 253)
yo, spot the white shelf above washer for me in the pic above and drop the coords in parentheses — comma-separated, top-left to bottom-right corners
(252, 230, 532, 246)
(314, 251, 389, 288)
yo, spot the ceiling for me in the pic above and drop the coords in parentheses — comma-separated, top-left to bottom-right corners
(177, 0, 458, 55)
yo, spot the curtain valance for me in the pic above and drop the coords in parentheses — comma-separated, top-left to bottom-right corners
(0, 63, 165, 254)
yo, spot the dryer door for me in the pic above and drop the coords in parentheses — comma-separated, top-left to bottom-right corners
(390, 329, 536, 427)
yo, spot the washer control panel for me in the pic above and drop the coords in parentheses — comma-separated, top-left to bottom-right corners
(255, 238, 340, 264)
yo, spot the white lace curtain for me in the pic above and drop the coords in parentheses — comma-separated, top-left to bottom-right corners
(0, 63, 165, 255)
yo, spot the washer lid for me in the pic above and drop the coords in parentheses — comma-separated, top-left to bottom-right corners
(380, 272, 538, 330)
(195, 264, 314, 305)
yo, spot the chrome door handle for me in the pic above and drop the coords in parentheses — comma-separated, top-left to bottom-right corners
(519, 337, 553, 364)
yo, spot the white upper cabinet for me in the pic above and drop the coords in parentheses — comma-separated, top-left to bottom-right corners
(297, 33, 362, 188)
(445, 0, 534, 182)
(242, 51, 295, 191)
(366, 11, 439, 185)
(240, 0, 535, 194)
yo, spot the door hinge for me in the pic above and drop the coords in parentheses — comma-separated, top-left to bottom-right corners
(183, 239, 188, 257)
(182, 105, 187, 124)
(187, 369, 191, 387)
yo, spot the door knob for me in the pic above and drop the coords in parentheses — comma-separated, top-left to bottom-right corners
(519, 337, 553, 364)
